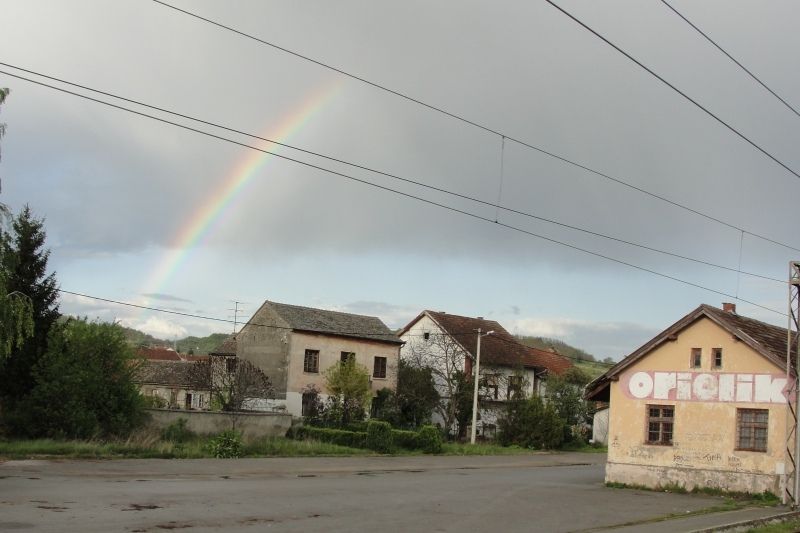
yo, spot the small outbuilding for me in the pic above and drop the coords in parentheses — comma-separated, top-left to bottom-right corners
(586, 303, 793, 495)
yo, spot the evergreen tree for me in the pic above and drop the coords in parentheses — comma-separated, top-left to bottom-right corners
(0, 205, 60, 409)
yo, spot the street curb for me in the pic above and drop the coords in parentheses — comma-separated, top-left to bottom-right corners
(690, 509, 800, 533)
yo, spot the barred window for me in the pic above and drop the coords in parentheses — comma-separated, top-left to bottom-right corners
(646, 405, 674, 445)
(341, 351, 355, 363)
(737, 409, 768, 452)
(304, 349, 319, 373)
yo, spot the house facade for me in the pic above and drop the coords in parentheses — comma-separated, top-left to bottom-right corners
(233, 300, 403, 417)
(136, 360, 209, 410)
(586, 303, 792, 494)
(399, 310, 572, 437)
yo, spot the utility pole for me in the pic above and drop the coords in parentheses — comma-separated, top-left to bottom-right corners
(785, 261, 800, 506)
(228, 300, 246, 334)
(470, 328, 494, 445)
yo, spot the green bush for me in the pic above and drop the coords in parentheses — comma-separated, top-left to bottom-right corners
(366, 420, 393, 453)
(161, 418, 194, 443)
(417, 425, 443, 453)
(391, 429, 419, 450)
(293, 426, 367, 449)
(498, 396, 564, 450)
(206, 430, 243, 458)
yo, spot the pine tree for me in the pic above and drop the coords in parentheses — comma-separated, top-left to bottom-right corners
(0, 205, 60, 409)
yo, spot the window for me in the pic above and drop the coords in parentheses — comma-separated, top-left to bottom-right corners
(507, 375, 524, 400)
(646, 405, 674, 445)
(373, 356, 387, 378)
(737, 409, 768, 452)
(423, 332, 430, 341)
(304, 349, 319, 373)
(691, 348, 702, 368)
(226, 358, 238, 374)
(481, 374, 499, 400)
(713, 348, 723, 368)
(341, 351, 355, 363)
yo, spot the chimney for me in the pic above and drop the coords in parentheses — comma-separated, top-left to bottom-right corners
(477, 316, 484, 320)
(722, 302, 737, 314)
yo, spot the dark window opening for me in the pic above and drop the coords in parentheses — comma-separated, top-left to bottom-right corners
(646, 405, 674, 445)
(341, 351, 355, 363)
(226, 358, 238, 374)
(691, 348, 702, 368)
(304, 349, 320, 373)
(373, 356, 387, 378)
(481, 374, 500, 400)
(423, 332, 430, 340)
(737, 409, 768, 452)
(507, 375, 524, 400)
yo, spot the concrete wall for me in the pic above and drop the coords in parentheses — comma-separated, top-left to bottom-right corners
(237, 303, 292, 399)
(592, 407, 609, 445)
(606, 316, 789, 494)
(146, 409, 292, 438)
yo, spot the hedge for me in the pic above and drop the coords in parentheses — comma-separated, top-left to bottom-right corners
(291, 423, 442, 453)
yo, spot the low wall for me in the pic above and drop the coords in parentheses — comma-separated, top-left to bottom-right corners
(146, 409, 292, 438)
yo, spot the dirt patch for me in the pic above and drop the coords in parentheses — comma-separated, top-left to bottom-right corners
(122, 503, 162, 511)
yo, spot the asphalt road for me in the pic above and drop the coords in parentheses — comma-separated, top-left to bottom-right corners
(0, 453, 773, 532)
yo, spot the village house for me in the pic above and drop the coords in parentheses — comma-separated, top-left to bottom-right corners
(399, 310, 572, 438)
(585, 303, 792, 495)
(232, 300, 403, 417)
(135, 360, 209, 410)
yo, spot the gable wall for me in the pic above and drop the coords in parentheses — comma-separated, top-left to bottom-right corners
(607, 316, 789, 493)
(237, 303, 292, 399)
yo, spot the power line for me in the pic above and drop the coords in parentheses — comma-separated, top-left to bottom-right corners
(3, 69, 785, 316)
(149, 0, 800, 253)
(0, 63, 789, 283)
(660, 0, 800, 120)
(545, 0, 800, 181)
(59, 288, 616, 366)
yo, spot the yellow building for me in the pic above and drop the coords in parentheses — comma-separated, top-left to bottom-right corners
(586, 303, 792, 494)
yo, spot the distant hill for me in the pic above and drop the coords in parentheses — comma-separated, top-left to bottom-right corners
(516, 335, 597, 362)
(121, 326, 230, 356)
(516, 335, 613, 379)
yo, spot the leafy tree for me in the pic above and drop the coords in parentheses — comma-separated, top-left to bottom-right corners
(451, 370, 474, 439)
(323, 356, 371, 427)
(187, 357, 273, 412)
(9, 319, 146, 438)
(497, 395, 564, 449)
(0, 205, 60, 412)
(546, 373, 590, 444)
(396, 360, 439, 428)
(0, 284, 33, 363)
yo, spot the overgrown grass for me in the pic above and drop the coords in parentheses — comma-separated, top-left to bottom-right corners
(0, 431, 371, 460)
(746, 518, 800, 533)
(439, 443, 548, 455)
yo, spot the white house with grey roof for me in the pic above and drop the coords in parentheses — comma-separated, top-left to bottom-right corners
(232, 300, 403, 417)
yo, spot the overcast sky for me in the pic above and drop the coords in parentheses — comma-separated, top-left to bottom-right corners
(1, 0, 799, 360)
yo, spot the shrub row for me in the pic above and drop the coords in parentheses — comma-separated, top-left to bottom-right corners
(291, 421, 442, 453)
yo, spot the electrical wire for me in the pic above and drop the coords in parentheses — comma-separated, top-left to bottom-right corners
(660, 0, 800, 120)
(0, 63, 787, 284)
(2, 69, 784, 316)
(545, 0, 800, 180)
(149, 0, 800, 253)
(58, 288, 616, 367)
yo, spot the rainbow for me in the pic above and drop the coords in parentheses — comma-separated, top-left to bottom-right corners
(140, 80, 342, 301)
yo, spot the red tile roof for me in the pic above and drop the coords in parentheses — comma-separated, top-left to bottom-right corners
(408, 311, 572, 375)
(135, 347, 208, 362)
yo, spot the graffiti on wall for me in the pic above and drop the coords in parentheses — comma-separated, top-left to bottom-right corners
(621, 371, 787, 403)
